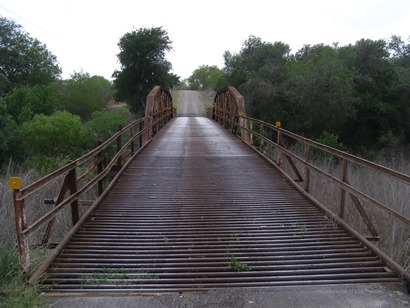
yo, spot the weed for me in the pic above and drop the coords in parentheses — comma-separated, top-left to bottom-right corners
(227, 256, 250, 272)
(293, 224, 308, 236)
(0, 243, 44, 307)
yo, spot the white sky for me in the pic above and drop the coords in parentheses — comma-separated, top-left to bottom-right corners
(1, 0, 409, 81)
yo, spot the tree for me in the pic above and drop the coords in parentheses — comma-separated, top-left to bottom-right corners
(284, 44, 357, 137)
(188, 65, 227, 90)
(223, 36, 290, 122)
(338, 39, 400, 147)
(112, 27, 179, 114)
(60, 71, 114, 121)
(387, 36, 410, 143)
(0, 17, 61, 94)
(3, 84, 63, 124)
(0, 106, 17, 165)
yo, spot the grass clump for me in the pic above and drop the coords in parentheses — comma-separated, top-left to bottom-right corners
(0, 244, 44, 308)
(227, 256, 250, 272)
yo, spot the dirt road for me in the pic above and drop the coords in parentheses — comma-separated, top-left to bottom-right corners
(174, 90, 210, 117)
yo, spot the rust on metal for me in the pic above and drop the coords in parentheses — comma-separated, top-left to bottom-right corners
(10, 86, 174, 280)
(231, 113, 409, 282)
(42, 117, 404, 293)
(213, 87, 248, 142)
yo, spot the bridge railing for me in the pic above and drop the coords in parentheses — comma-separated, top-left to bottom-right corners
(211, 87, 409, 281)
(9, 86, 174, 282)
(144, 85, 175, 141)
(239, 117, 409, 281)
(212, 86, 249, 143)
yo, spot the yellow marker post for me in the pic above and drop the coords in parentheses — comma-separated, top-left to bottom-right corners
(275, 121, 281, 128)
(8, 177, 21, 190)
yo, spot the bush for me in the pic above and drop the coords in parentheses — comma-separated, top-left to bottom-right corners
(60, 72, 114, 121)
(18, 111, 90, 159)
(3, 84, 63, 124)
(315, 131, 346, 151)
(22, 154, 72, 175)
(87, 108, 131, 142)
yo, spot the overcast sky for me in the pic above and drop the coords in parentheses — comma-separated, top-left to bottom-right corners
(1, 0, 409, 81)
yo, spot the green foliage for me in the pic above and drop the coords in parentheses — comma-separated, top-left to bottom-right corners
(223, 35, 410, 150)
(224, 36, 290, 122)
(0, 17, 61, 94)
(113, 27, 179, 114)
(315, 131, 346, 151)
(22, 154, 72, 175)
(3, 84, 63, 124)
(377, 130, 402, 148)
(87, 108, 131, 142)
(60, 71, 114, 121)
(227, 256, 250, 272)
(188, 65, 227, 90)
(0, 111, 18, 165)
(337, 39, 401, 148)
(0, 244, 44, 307)
(18, 111, 89, 161)
(0, 244, 19, 286)
(284, 44, 357, 136)
(174, 79, 189, 90)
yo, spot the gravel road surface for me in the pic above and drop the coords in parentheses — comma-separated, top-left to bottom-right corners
(176, 90, 208, 117)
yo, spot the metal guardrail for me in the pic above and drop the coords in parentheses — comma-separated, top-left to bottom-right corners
(9, 86, 174, 282)
(212, 87, 410, 283)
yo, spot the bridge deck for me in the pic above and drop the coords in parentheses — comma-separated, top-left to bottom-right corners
(43, 117, 399, 293)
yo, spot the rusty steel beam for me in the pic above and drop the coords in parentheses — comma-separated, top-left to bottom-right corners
(11, 86, 173, 279)
(40, 117, 405, 293)
(28, 143, 152, 284)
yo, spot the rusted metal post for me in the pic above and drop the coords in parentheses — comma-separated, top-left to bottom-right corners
(10, 177, 30, 274)
(14, 193, 30, 274)
(68, 168, 79, 225)
(348, 190, 379, 240)
(304, 144, 311, 193)
(276, 125, 283, 167)
(117, 125, 123, 168)
(42, 175, 70, 245)
(139, 121, 144, 148)
(130, 126, 135, 155)
(259, 123, 264, 152)
(97, 140, 104, 196)
(339, 159, 348, 218)
(249, 120, 254, 145)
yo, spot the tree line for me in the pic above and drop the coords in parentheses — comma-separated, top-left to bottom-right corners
(0, 18, 182, 173)
(1, 14, 409, 173)
(185, 35, 410, 153)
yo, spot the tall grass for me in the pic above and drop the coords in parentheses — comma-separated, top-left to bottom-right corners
(0, 160, 75, 244)
(0, 243, 44, 307)
(0, 161, 45, 306)
(0, 160, 82, 306)
(280, 147, 410, 270)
